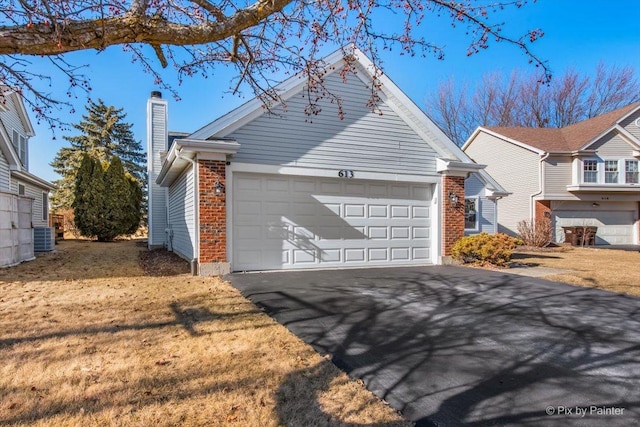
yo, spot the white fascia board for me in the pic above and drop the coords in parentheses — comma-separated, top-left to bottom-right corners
(468, 127, 546, 156)
(578, 127, 619, 151)
(0, 125, 20, 168)
(229, 162, 441, 184)
(157, 138, 239, 186)
(352, 53, 464, 160)
(616, 103, 640, 125)
(436, 158, 485, 176)
(461, 127, 483, 151)
(12, 169, 56, 190)
(10, 92, 35, 136)
(613, 125, 640, 149)
(189, 47, 362, 140)
(475, 169, 510, 196)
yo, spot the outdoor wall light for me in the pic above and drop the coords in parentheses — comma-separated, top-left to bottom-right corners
(448, 191, 459, 207)
(214, 180, 225, 195)
(592, 202, 600, 207)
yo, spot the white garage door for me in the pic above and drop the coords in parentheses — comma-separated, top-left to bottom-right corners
(554, 210, 634, 245)
(232, 173, 432, 271)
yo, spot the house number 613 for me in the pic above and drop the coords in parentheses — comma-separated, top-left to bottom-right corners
(338, 169, 354, 178)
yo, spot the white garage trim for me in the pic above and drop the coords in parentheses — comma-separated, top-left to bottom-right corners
(229, 172, 435, 271)
(552, 203, 637, 245)
(229, 162, 441, 184)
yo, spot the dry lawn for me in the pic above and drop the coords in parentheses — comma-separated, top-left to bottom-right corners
(512, 246, 640, 296)
(0, 240, 410, 427)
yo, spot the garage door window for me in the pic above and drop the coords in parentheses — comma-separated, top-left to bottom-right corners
(626, 160, 638, 184)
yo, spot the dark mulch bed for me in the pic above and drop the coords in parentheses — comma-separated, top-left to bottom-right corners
(138, 247, 191, 276)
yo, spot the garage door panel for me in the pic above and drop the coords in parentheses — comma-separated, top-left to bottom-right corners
(233, 173, 432, 271)
(554, 210, 634, 245)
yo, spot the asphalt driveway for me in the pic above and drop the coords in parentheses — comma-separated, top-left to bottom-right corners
(230, 266, 640, 426)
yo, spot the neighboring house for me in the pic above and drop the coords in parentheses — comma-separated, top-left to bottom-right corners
(0, 89, 56, 267)
(147, 47, 508, 275)
(463, 102, 640, 245)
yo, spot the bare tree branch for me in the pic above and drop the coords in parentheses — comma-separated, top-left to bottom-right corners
(0, 0, 551, 126)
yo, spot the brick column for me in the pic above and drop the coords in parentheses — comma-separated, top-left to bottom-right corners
(534, 200, 551, 222)
(198, 159, 229, 276)
(534, 200, 553, 242)
(442, 175, 465, 257)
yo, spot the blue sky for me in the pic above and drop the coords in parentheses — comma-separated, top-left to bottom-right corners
(26, 0, 640, 182)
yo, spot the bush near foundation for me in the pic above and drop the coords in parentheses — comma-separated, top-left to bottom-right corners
(517, 218, 553, 247)
(451, 233, 520, 267)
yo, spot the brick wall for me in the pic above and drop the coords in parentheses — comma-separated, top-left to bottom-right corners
(534, 200, 551, 222)
(442, 175, 465, 256)
(198, 160, 226, 263)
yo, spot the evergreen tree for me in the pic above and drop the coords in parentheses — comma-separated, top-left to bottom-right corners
(73, 154, 143, 241)
(73, 154, 106, 239)
(51, 99, 146, 214)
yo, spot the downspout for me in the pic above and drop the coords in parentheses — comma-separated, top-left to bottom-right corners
(176, 152, 199, 275)
(530, 152, 550, 221)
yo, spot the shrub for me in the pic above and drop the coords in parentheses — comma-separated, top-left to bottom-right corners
(451, 232, 519, 267)
(517, 218, 553, 247)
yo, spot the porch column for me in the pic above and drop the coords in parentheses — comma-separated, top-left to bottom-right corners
(441, 175, 466, 258)
(198, 159, 229, 276)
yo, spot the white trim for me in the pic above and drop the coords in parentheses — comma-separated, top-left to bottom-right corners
(227, 165, 443, 270)
(436, 158, 485, 176)
(228, 162, 441, 183)
(226, 164, 233, 272)
(613, 125, 640, 149)
(463, 127, 546, 156)
(432, 181, 441, 265)
(8, 92, 35, 136)
(11, 170, 55, 190)
(189, 46, 476, 166)
(157, 138, 240, 186)
(578, 108, 640, 151)
(41, 191, 48, 222)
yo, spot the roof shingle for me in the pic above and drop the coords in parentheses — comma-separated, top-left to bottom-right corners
(485, 102, 640, 152)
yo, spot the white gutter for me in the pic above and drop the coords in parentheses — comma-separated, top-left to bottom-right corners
(530, 152, 550, 220)
(176, 152, 199, 275)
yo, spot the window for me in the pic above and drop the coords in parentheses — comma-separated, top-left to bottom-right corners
(42, 192, 48, 222)
(583, 160, 598, 183)
(626, 160, 639, 184)
(464, 198, 478, 230)
(11, 129, 27, 166)
(605, 160, 619, 183)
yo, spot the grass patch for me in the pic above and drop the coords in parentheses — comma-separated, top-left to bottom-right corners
(512, 246, 640, 296)
(0, 240, 410, 426)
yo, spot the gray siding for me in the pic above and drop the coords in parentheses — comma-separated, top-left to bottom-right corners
(168, 165, 195, 260)
(0, 95, 29, 169)
(148, 99, 168, 247)
(620, 110, 640, 140)
(228, 72, 439, 175)
(465, 132, 540, 235)
(10, 178, 48, 227)
(0, 149, 9, 191)
(464, 173, 497, 235)
(543, 155, 572, 196)
(589, 131, 637, 157)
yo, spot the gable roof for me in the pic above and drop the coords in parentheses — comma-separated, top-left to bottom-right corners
(188, 46, 469, 162)
(481, 102, 640, 153)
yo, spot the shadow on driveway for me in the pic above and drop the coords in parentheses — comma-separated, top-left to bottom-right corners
(230, 266, 640, 426)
